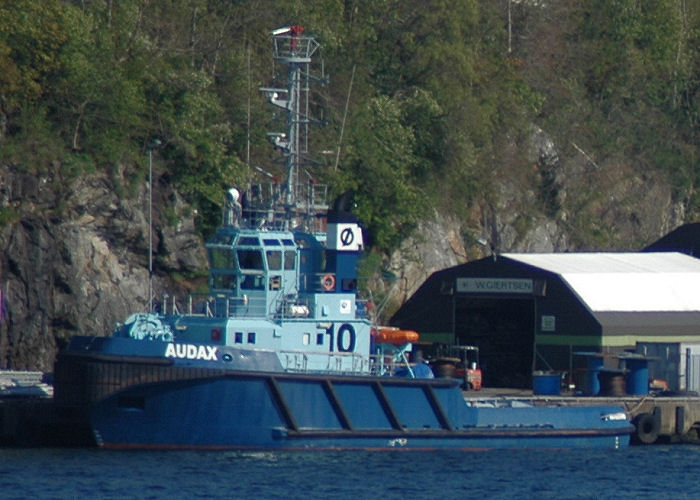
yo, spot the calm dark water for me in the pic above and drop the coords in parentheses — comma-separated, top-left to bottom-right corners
(0, 445, 697, 499)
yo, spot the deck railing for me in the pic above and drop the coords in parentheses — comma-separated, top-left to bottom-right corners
(277, 349, 398, 376)
(159, 293, 270, 319)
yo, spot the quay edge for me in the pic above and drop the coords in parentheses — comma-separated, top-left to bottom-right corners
(0, 398, 94, 447)
(470, 387, 700, 445)
(544, 395, 700, 445)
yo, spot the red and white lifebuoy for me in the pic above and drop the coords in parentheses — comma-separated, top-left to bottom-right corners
(321, 274, 336, 291)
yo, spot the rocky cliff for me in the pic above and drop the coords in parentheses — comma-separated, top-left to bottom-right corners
(386, 127, 686, 317)
(0, 164, 205, 371)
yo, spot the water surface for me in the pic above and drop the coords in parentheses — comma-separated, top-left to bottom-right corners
(0, 445, 697, 499)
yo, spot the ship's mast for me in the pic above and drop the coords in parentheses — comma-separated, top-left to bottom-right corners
(260, 26, 324, 229)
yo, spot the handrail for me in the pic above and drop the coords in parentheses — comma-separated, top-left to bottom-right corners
(277, 349, 400, 377)
(160, 293, 268, 319)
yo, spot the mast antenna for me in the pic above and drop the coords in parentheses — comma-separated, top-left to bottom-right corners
(259, 25, 324, 229)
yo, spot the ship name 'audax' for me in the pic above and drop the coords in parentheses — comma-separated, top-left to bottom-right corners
(165, 343, 218, 361)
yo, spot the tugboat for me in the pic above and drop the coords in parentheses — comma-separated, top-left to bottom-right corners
(53, 27, 633, 450)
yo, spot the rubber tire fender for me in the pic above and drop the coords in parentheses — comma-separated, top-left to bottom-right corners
(633, 412, 660, 445)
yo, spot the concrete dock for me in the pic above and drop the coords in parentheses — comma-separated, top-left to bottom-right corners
(467, 387, 700, 444)
(0, 370, 93, 447)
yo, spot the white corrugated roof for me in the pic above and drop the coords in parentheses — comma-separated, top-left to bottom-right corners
(502, 252, 700, 312)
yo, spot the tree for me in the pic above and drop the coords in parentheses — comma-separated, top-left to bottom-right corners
(0, 0, 67, 139)
(334, 95, 423, 250)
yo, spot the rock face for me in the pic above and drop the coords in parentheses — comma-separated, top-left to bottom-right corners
(0, 166, 205, 371)
(386, 126, 686, 320)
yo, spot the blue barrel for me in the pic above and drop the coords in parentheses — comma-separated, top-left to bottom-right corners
(625, 358, 649, 395)
(585, 356, 604, 396)
(533, 372, 561, 395)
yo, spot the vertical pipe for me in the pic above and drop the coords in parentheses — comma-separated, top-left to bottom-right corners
(147, 139, 160, 312)
(148, 148, 153, 312)
(451, 286, 456, 344)
(246, 42, 251, 167)
(531, 297, 537, 373)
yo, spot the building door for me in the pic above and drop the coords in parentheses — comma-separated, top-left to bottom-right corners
(454, 296, 535, 388)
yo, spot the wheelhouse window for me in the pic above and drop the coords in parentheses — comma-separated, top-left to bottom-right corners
(266, 250, 282, 270)
(284, 250, 296, 270)
(237, 249, 263, 270)
(209, 248, 235, 269)
(240, 274, 264, 290)
(211, 273, 236, 290)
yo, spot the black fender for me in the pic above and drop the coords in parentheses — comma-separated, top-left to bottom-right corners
(633, 412, 660, 445)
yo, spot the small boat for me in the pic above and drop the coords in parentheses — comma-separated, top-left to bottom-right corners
(52, 26, 633, 450)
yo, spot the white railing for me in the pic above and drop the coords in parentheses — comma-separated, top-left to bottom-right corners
(278, 350, 403, 377)
(160, 293, 269, 319)
(272, 33, 320, 61)
(239, 182, 329, 231)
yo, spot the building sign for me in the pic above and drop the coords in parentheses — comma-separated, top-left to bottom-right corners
(541, 315, 556, 332)
(456, 277, 533, 294)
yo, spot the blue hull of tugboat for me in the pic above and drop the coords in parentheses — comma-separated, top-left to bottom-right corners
(86, 370, 631, 450)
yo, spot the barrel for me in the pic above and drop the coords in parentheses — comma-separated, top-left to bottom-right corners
(431, 359, 457, 378)
(533, 372, 561, 395)
(598, 370, 626, 396)
(625, 358, 649, 395)
(585, 356, 605, 396)
(574, 352, 605, 395)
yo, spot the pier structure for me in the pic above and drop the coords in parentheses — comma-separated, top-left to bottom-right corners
(469, 387, 700, 445)
(544, 394, 700, 445)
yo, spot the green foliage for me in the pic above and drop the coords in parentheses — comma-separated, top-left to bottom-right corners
(0, 0, 697, 253)
(570, 1, 698, 158)
(0, 106, 64, 171)
(356, 250, 399, 323)
(334, 94, 424, 250)
(0, 0, 67, 111)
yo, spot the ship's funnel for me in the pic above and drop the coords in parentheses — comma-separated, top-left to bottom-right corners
(325, 191, 363, 292)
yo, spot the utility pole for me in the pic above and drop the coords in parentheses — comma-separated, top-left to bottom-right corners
(147, 138, 161, 312)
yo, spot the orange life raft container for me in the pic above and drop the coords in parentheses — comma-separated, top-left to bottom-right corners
(375, 327, 419, 346)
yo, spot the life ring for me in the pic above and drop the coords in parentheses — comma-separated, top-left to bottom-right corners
(337, 323, 356, 352)
(321, 274, 336, 291)
(633, 412, 660, 444)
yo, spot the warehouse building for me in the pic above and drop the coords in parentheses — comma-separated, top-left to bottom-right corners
(644, 222, 700, 256)
(390, 252, 700, 388)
